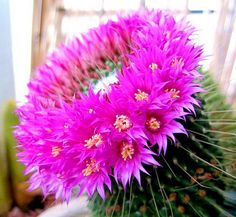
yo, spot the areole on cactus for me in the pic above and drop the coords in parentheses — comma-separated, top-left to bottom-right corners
(15, 10, 236, 216)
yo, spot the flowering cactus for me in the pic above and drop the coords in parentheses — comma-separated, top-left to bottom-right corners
(15, 10, 236, 216)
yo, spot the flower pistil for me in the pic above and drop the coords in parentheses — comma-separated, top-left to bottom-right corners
(149, 62, 158, 71)
(114, 115, 132, 132)
(171, 57, 184, 67)
(166, 88, 180, 99)
(121, 142, 134, 161)
(85, 133, 103, 148)
(145, 117, 161, 132)
(51, 146, 62, 157)
(134, 89, 149, 101)
(82, 158, 100, 176)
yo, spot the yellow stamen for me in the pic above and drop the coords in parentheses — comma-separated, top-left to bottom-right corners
(165, 31, 171, 39)
(134, 89, 149, 101)
(165, 88, 180, 99)
(89, 108, 94, 114)
(114, 115, 132, 132)
(171, 57, 184, 67)
(51, 146, 62, 157)
(145, 117, 161, 132)
(82, 158, 100, 176)
(121, 142, 134, 161)
(56, 173, 64, 179)
(45, 128, 52, 133)
(149, 63, 158, 71)
(85, 133, 103, 148)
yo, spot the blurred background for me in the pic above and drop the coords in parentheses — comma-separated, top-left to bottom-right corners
(0, 0, 235, 216)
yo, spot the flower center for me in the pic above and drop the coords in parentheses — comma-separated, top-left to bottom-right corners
(134, 89, 149, 101)
(88, 108, 94, 114)
(56, 173, 64, 179)
(171, 57, 183, 67)
(149, 63, 158, 71)
(165, 88, 180, 99)
(121, 142, 134, 161)
(82, 158, 100, 176)
(45, 128, 52, 133)
(114, 115, 132, 132)
(145, 117, 161, 132)
(85, 133, 103, 148)
(165, 31, 171, 39)
(51, 146, 62, 157)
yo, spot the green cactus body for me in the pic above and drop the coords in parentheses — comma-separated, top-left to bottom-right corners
(0, 100, 20, 214)
(3, 101, 24, 185)
(2, 100, 28, 210)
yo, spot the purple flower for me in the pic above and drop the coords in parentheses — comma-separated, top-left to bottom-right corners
(78, 157, 112, 199)
(96, 86, 146, 140)
(117, 68, 168, 110)
(143, 108, 187, 153)
(15, 9, 203, 201)
(110, 135, 159, 187)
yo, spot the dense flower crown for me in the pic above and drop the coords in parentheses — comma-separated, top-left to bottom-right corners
(15, 10, 203, 201)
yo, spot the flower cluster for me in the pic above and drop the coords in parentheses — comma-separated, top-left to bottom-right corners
(15, 10, 203, 201)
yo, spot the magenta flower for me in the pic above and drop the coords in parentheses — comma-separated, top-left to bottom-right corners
(15, 9, 203, 201)
(143, 108, 187, 153)
(96, 86, 146, 140)
(163, 77, 203, 114)
(117, 68, 168, 111)
(129, 47, 168, 76)
(110, 135, 159, 187)
(78, 157, 112, 199)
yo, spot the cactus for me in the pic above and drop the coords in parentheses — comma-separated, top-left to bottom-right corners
(3, 101, 24, 186)
(15, 10, 236, 217)
(2, 100, 27, 209)
(0, 103, 12, 216)
(2, 100, 39, 210)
